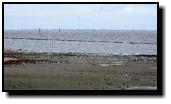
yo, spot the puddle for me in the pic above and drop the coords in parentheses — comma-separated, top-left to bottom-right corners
(126, 86, 157, 90)
(99, 61, 124, 66)
(99, 64, 110, 66)
(4, 57, 18, 62)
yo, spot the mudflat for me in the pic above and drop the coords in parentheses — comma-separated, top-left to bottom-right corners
(4, 51, 157, 90)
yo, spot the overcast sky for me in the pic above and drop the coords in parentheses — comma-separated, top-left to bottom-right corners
(4, 4, 157, 30)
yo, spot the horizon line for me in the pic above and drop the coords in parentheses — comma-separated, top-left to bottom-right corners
(4, 29, 157, 31)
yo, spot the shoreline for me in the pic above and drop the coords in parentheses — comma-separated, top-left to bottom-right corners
(4, 49, 157, 57)
(4, 50, 157, 65)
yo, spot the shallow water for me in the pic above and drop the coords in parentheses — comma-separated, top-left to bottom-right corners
(126, 86, 157, 90)
(4, 30, 157, 55)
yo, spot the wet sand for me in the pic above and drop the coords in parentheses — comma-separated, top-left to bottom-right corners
(4, 51, 157, 90)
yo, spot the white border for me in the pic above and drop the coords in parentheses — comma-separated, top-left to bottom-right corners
(0, 0, 169, 103)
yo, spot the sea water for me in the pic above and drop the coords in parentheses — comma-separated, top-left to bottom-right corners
(4, 30, 157, 55)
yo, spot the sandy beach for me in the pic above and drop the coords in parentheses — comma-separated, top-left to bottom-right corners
(4, 51, 157, 90)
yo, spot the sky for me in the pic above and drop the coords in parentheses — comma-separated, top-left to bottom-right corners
(4, 4, 157, 30)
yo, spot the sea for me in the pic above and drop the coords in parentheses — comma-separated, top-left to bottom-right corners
(4, 30, 157, 55)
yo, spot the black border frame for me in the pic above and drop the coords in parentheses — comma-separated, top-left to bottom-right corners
(2, 2, 163, 96)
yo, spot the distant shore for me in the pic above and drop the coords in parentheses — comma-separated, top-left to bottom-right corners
(4, 50, 157, 90)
